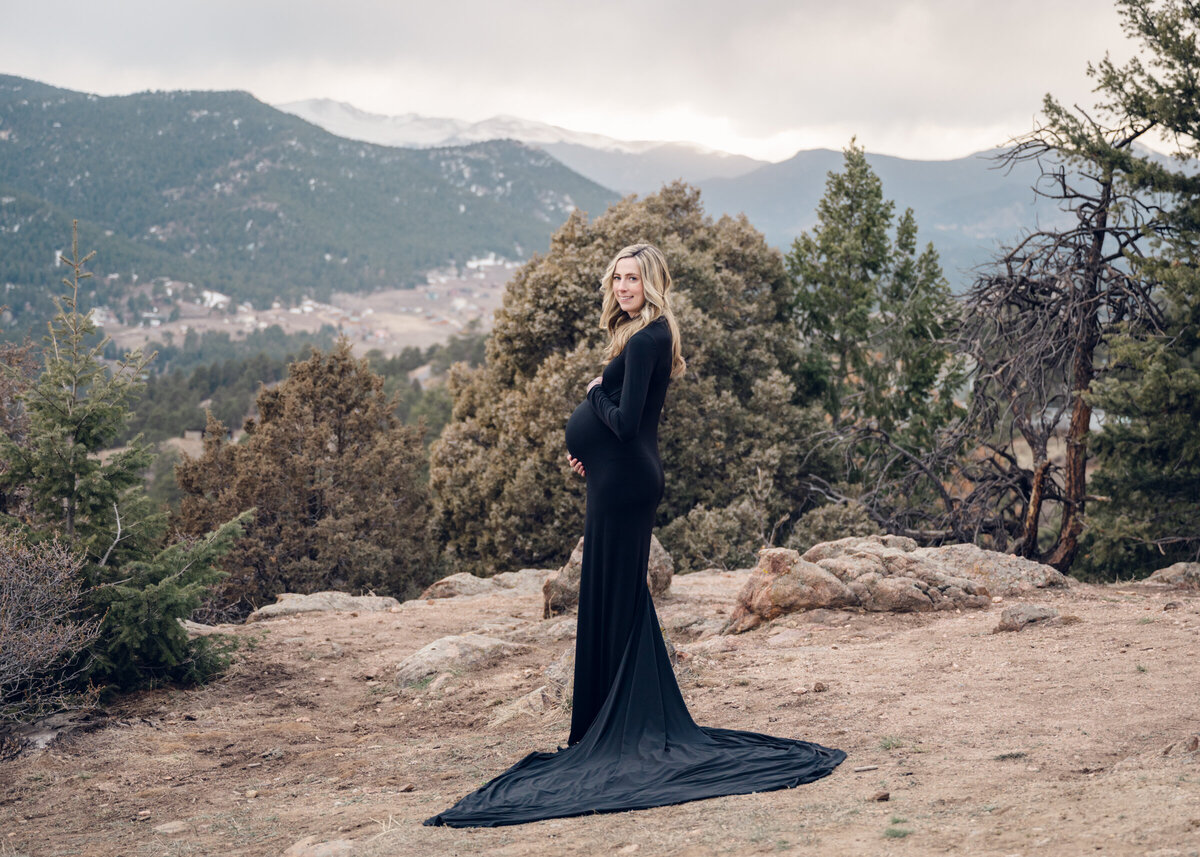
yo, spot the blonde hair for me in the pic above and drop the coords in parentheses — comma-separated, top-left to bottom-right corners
(599, 243, 686, 378)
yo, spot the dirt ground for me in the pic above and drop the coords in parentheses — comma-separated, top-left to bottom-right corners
(3, 568, 1198, 857)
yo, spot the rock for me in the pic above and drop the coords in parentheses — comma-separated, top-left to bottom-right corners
(420, 572, 496, 599)
(492, 569, 552, 593)
(802, 534, 918, 563)
(246, 591, 399, 622)
(1147, 562, 1200, 589)
(543, 535, 673, 618)
(910, 542, 1069, 594)
(152, 820, 188, 835)
(309, 641, 344, 659)
(395, 635, 529, 687)
(869, 576, 934, 612)
(281, 836, 355, 857)
(490, 685, 556, 726)
(177, 619, 223, 636)
(994, 604, 1061, 632)
(665, 611, 719, 640)
(724, 539, 993, 633)
(812, 681, 828, 693)
(417, 568, 550, 602)
(722, 549, 856, 633)
(872, 791, 890, 802)
(544, 646, 575, 698)
(766, 628, 809, 648)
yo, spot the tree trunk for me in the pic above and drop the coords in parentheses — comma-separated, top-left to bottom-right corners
(1018, 459, 1050, 558)
(1043, 174, 1110, 572)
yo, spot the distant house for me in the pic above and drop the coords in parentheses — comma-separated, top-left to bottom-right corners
(201, 289, 231, 310)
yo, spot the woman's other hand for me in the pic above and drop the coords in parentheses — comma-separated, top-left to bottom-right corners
(586, 375, 603, 393)
(567, 454, 586, 478)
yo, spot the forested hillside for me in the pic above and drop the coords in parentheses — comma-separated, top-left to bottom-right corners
(0, 75, 616, 328)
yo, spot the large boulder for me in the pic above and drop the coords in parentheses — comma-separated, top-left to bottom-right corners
(724, 537, 1000, 633)
(394, 634, 529, 687)
(543, 535, 673, 618)
(722, 549, 856, 634)
(1147, 562, 1200, 589)
(246, 591, 400, 622)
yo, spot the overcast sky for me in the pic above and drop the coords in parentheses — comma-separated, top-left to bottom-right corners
(0, 0, 1138, 161)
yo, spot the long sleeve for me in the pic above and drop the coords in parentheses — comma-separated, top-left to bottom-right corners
(587, 330, 660, 442)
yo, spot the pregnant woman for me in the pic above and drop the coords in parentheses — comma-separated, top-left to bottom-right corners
(424, 244, 845, 828)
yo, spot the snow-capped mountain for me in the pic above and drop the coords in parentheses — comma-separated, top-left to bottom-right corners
(276, 98, 662, 154)
(275, 99, 767, 193)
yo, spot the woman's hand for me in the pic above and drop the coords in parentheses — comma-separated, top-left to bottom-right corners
(586, 375, 603, 393)
(567, 453, 586, 478)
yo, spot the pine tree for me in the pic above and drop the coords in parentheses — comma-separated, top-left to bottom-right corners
(175, 339, 436, 617)
(430, 183, 833, 575)
(1085, 271, 1200, 574)
(0, 221, 157, 566)
(0, 223, 243, 692)
(784, 144, 963, 539)
(786, 142, 962, 438)
(1077, 0, 1200, 575)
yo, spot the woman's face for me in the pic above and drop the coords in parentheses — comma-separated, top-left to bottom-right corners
(612, 257, 646, 317)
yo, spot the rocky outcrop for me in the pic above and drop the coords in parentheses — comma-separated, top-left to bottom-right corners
(245, 591, 399, 622)
(394, 634, 529, 687)
(542, 535, 673, 618)
(725, 537, 1002, 633)
(1147, 562, 1200, 589)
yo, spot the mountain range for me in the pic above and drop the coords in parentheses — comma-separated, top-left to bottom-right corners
(0, 75, 616, 328)
(2, 74, 1074, 340)
(277, 99, 768, 195)
(280, 98, 1063, 285)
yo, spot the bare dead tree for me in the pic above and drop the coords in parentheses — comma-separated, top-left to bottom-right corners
(805, 109, 1169, 572)
(0, 534, 100, 734)
(958, 113, 1166, 571)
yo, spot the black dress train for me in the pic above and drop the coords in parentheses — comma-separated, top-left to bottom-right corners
(424, 318, 845, 827)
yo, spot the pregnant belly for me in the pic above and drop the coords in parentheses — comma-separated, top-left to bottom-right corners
(565, 399, 612, 464)
(566, 400, 663, 504)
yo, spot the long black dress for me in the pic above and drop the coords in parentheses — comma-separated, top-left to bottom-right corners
(424, 318, 845, 828)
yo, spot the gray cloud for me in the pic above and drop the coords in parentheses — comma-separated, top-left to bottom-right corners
(0, 0, 1132, 158)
